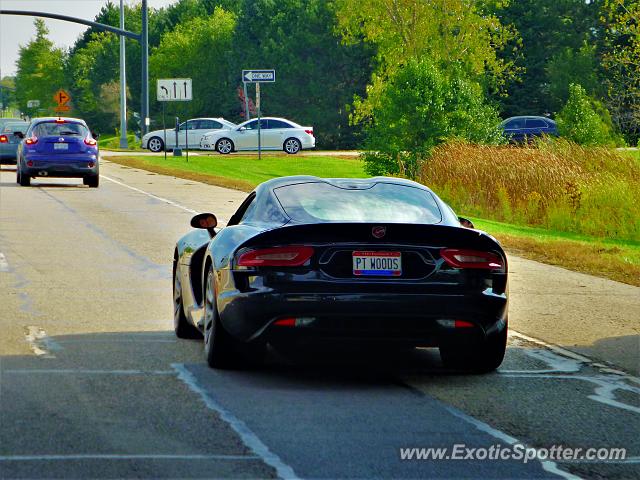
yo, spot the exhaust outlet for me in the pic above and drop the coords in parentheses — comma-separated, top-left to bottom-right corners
(38, 171, 48, 176)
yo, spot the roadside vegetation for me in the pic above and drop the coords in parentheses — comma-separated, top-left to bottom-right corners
(419, 142, 640, 285)
(98, 132, 143, 151)
(420, 141, 640, 242)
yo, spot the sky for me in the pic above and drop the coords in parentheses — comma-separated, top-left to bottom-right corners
(0, 0, 178, 78)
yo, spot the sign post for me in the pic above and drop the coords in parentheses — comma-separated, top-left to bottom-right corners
(242, 69, 275, 160)
(157, 78, 192, 157)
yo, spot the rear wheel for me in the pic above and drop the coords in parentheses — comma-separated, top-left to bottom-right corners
(215, 138, 234, 154)
(84, 175, 99, 188)
(173, 262, 201, 339)
(19, 168, 30, 186)
(439, 324, 507, 373)
(283, 138, 301, 154)
(203, 266, 238, 368)
(148, 136, 164, 152)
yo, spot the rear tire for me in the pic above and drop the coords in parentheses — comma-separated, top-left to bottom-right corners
(215, 138, 234, 154)
(283, 138, 301, 154)
(19, 168, 30, 186)
(173, 262, 201, 339)
(203, 266, 239, 368)
(84, 175, 99, 188)
(148, 136, 164, 152)
(439, 324, 507, 373)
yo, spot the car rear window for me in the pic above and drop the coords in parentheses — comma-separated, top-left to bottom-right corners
(273, 182, 442, 224)
(3, 123, 28, 133)
(33, 121, 88, 137)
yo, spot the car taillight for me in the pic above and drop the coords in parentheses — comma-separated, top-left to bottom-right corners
(0, 135, 7, 143)
(440, 249, 504, 270)
(25, 136, 38, 145)
(304, 129, 314, 136)
(84, 137, 97, 146)
(236, 246, 314, 267)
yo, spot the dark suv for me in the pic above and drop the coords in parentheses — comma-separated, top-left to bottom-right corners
(499, 116, 558, 143)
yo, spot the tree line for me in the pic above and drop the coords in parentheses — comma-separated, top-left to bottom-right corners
(9, 0, 639, 153)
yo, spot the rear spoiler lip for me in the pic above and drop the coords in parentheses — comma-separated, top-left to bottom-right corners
(235, 222, 505, 257)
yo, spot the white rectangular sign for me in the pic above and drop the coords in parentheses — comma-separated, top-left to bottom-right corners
(157, 78, 192, 101)
(242, 70, 276, 83)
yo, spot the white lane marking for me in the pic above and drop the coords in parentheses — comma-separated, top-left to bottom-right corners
(500, 347, 640, 415)
(442, 405, 580, 480)
(56, 339, 175, 344)
(4, 369, 174, 375)
(509, 330, 594, 364)
(0, 252, 9, 272)
(172, 363, 299, 480)
(100, 174, 198, 214)
(24, 326, 62, 357)
(510, 329, 640, 382)
(0, 454, 258, 461)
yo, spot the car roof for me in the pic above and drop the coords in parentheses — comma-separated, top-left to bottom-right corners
(502, 116, 553, 121)
(239, 117, 300, 126)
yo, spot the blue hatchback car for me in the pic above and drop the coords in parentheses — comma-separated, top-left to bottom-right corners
(499, 116, 558, 143)
(16, 117, 99, 187)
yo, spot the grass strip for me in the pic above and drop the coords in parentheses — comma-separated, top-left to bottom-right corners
(472, 218, 640, 286)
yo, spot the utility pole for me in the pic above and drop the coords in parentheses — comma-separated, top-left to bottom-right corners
(141, 0, 149, 136)
(119, 0, 128, 149)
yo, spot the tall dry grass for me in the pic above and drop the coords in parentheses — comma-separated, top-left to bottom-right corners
(419, 140, 640, 241)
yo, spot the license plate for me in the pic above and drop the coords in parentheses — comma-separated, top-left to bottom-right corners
(54, 143, 68, 150)
(353, 251, 402, 277)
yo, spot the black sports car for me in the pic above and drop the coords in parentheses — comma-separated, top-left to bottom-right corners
(173, 176, 509, 372)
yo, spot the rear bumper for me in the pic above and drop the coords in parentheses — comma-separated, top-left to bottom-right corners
(218, 289, 508, 346)
(21, 155, 99, 177)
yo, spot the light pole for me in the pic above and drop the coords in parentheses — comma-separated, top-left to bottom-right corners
(141, 0, 149, 137)
(119, 0, 127, 148)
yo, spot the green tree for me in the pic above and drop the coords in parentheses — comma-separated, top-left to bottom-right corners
(547, 43, 601, 112)
(362, 59, 504, 178)
(492, 0, 600, 117)
(335, 0, 518, 122)
(556, 83, 619, 146)
(600, 0, 640, 145)
(149, 7, 237, 119)
(229, 0, 374, 147)
(14, 20, 67, 116)
(0, 77, 17, 113)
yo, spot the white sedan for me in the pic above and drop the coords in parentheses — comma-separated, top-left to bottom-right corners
(200, 117, 315, 154)
(141, 118, 237, 152)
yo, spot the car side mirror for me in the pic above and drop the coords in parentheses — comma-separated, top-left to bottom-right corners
(14, 131, 24, 139)
(190, 213, 218, 237)
(459, 217, 474, 229)
(238, 126, 246, 132)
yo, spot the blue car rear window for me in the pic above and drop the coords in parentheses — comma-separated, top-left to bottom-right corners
(33, 122, 88, 137)
(274, 182, 442, 224)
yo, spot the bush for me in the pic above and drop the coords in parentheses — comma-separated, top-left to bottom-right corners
(361, 59, 504, 178)
(556, 84, 623, 146)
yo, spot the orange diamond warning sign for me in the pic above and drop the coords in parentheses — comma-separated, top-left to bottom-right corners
(53, 89, 71, 112)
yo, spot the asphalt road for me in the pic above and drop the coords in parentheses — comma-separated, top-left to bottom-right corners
(0, 160, 638, 479)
